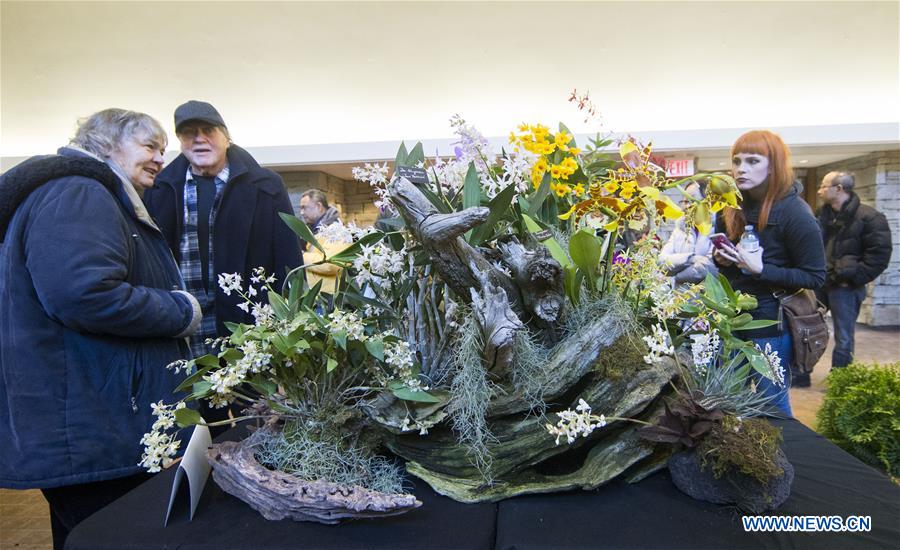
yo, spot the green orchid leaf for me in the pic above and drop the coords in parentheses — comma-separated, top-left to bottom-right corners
(326, 357, 338, 373)
(406, 142, 425, 167)
(527, 173, 552, 216)
(279, 213, 323, 254)
(365, 338, 385, 361)
(333, 330, 347, 350)
(174, 407, 203, 428)
(390, 384, 441, 403)
(569, 228, 603, 287)
(463, 163, 482, 211)
(394, 142, 409, 167)
(470, 183, 516, 246)
(734, 319, 780, 331)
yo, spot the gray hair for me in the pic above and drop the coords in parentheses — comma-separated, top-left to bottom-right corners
(300, 188, 329, 209)
(70, 108, 167, 159)
(829, 171, 855, 191)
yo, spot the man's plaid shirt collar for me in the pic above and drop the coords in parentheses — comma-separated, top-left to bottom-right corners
(185, 165, 230, 185)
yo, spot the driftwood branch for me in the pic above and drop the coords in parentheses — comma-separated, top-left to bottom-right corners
(468, 266, 524, 379)
(498, 239, 565, 327)
(207, 439, 421, 524)
(389, 177, 521, 314)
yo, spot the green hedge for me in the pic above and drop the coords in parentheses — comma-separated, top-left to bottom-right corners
(817, 362, 900, 477)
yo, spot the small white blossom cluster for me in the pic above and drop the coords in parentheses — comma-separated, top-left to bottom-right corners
(545, 399, 608, 445)
(352, 242, 407, 288)
(204, 340, 274, 404)
(495, 149, 537, 197)
(218, 272, 243, 296)
(328, 309, 368, 341)
(167, 359, 190, 375)
(318, 220, 376, 246)
(689, 329, 721, 374)
(139, 401, 186, 473)
(250, 266, 276, 286)
(219, 268, 279, 326)
(756, 342, 786, 387)
(352, 162, 394, 214)
(429, 154, 470, 196)
(384, 339, 428, 392)
(400, 416, 431, 435)
(642, 323, 674, 365)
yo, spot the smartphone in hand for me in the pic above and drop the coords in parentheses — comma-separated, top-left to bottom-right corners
(709, 233, 732, 250)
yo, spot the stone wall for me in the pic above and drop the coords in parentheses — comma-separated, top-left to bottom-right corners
(278, 170, 380, 227)
(815, 151, 900, 326)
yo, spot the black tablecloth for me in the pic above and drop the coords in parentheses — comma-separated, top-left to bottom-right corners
(67, 419, 899, 550)
(495, 419, 900, 550)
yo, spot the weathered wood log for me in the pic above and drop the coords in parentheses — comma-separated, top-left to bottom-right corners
(207, 439, 421, 524)
(384, 354, 675, 484)
(498, 239, 565, 327)
(469, 267, 524, 379)
(388, 177, 521, 315)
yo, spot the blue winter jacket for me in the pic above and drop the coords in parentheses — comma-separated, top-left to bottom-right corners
(0, 148, 196, 489)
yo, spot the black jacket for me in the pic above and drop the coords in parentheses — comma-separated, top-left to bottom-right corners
(145, 145, 302, 335)
(716, 184, 826, 338)
(817, 192, 892, 288)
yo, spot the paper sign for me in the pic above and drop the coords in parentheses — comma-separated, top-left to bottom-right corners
(165, 425, 212, 525)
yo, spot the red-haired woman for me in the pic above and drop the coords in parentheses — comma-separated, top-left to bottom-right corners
(713, 130, 825, 416)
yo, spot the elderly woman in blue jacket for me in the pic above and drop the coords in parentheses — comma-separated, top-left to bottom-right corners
(0, 109, 201, 549)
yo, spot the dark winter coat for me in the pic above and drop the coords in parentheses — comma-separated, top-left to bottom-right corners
(145, 145, 302, 335)
(0, 148, 196, 489)
(716, 184, 826, 338)
(817, 192, 893, 288)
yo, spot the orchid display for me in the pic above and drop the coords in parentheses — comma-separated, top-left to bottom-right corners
(142, 111, 792, 520)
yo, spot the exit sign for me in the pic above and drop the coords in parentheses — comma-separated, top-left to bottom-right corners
(665, 158, 695, 178)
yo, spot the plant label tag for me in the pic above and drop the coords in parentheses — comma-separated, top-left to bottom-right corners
(164, 424, 212, 525)
(396, 166, 430, 186)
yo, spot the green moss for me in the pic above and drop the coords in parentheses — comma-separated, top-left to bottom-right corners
(594, 332, 648, 380)
(817, 362, 900, 477)
(697, 415, 783, 484)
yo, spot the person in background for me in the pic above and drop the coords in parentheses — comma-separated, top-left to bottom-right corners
(298, 188, 345, 296)
(0, 109, 202, 550)
(713, 130, 825, 416)
(659, 181, 718, 286)
(144, 100, 301, 431)
(816, 171, 892, 376)
(144, 100, 301, 358)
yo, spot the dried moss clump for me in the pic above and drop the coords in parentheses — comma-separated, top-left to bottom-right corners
(250, 420, 406, 495)
(594, 332, 648, 380)
(697, 415, 783, 484)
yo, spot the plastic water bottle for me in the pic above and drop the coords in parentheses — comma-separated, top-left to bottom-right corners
(740, 225, 760, 252)
(739, 225, 759, 274)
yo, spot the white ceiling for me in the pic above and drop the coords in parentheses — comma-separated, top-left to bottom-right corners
(2, 1, 898, 172)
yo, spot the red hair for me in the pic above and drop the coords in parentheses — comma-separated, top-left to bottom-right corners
(724, 130, 794, 240)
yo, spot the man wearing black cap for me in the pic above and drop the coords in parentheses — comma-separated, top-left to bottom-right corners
(145, 101, 302, 365)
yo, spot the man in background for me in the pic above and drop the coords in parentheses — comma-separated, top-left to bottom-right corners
(298, 188, 345, 296)
(815, 171, 892, 380)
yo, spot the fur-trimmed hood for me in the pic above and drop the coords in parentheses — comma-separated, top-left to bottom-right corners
(0, 151, 118, 241)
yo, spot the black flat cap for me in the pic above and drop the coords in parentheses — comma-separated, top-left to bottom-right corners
(174, 100, 227, 132)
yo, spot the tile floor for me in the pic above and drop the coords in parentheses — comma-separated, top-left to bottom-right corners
(1, 321, 897, 549)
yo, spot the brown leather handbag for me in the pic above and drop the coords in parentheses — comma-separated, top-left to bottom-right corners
(776, 289, 829, 374)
